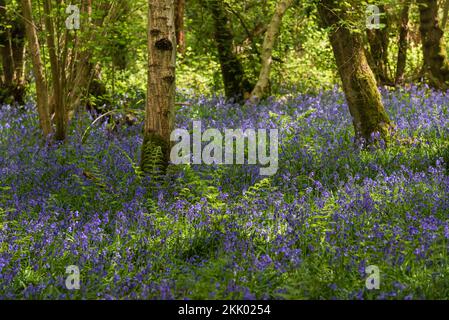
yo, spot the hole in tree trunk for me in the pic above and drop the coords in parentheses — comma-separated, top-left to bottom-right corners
(155, 38, 173, 51)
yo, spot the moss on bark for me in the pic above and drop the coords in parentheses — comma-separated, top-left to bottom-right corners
(318, 0, 393, 144)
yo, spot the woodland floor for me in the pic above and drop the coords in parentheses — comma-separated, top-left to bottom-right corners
(1, 86, 449, 299)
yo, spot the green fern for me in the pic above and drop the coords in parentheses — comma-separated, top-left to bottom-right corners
(140, 133, 168, 182)
(145, 197, 160, 216)
(171, 165, 225, 209)
(81, 153, 108, 190)
(110, 144, 143, 179)
(243, 178, 275, 201)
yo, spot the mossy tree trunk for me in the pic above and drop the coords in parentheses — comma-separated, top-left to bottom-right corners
(206, 0, 252, 102)
(318, 0, 392, 143)
(141, 0, 177, 174)
(442, 0, 449, 31)
(418, 0, 449, 90)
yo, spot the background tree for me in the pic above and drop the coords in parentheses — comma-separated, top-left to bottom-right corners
(0, 0, 26, 105)
(418, 0, 449, 90)
(250, 0, 294, 102)
(21, 0, 52, 137)
(366, 4, 393, 86)
(318, 0, 393, 143)
(441, 0, 449, 30)
(43, 0, 65, 140)
(20, 0, 133, 140)
(175, 0, 185, 52)
(395, 0, 411, 84)
(204, 0, 252, 102)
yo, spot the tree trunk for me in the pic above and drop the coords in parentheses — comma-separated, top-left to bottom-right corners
(65, 1, 127, 115)
(65, 0, 96, 115)
(175, 0, 185, 52)
(0, 35, 14, 87)
(141, 0, 177, 173)
(206, 0, 251, 102)
(318, 0, 392, 143)
(0, 0, 26, 105)
(366, 5, 392, 86)
(418, 0, 449, 89)
(21, 0, 52, 137)
(43, 0, 66, 141)
(442, 0, 449, 31)
(250, 0, 293, 102)
(0, 0, 14, 85)
(395, 0, 410, 84)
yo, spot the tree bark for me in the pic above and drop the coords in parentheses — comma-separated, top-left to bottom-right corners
(141, 0, 177, 173)
(250, 0, 293, 102)
(318, 0, 392, 143)
(65, 1, 127, 115)
(395, 0, 410, 84)
(0, 36, 14, 87)
(0, 0, 26, 105)
(43, 0, 66, 141)
(0, 0, 14, 85)
(418, 0, 449, 90)
(21, 0, 52, 137)
(206, 0, 251, 102)
(442, 0, 449, 31)
(175, 0, 185, 52)
(366, 5, 392, 85)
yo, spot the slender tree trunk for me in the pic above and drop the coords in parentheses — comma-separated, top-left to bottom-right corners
(418, 0, 449, 89)
(366, 5, 391, 86)
(0, 0, 7, 86)
(442, 0, 449, 30)
(141, 0, 177, 173)
(206, 0, 251, 102)
(66, 1, 125, 115)
(11, 31, 26, 88)
(43, 0, 66, 141)
(0, 0, 26, 104)
(10, 24, 26, 105)
(65, 0, 94, 115)
(21, 0, 52, 137)
(0, 35, 14, 86)
(175, 0, 185, 52)
(318, 0, 392, 143)
(250, 0, 293, 102)
(0, 0, 14, 85)
(396, 0, 410, 84)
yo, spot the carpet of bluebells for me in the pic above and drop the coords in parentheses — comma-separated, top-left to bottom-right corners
(1, 86, 449, 300)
